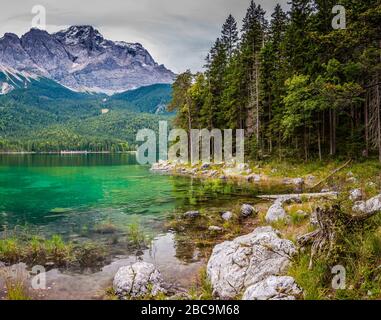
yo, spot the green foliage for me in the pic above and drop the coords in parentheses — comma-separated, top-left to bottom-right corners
(169, 0, 381, 161)
(188, 267, 214, 300)
(0, 235, 105, 269)
(111, 84, 172, 114)
(0, 80, 172, 152)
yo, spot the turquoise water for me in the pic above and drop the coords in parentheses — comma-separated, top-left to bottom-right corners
(0, 154, 296, 296)
(0, 154, 276, 240)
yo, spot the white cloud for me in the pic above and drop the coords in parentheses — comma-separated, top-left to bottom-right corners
(0, 0, 288, 73)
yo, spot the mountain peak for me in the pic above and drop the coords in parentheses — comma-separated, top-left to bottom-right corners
(2, 33, 19, 41)
(24, 28, 50, 37)
(0, 25, 175, 93)
(54, 25, 105, 47)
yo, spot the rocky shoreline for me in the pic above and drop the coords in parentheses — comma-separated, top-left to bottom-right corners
(104, 161, 332, 300)
(150, 160, 308, 189)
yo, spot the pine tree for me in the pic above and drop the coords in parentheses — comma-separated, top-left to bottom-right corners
(221, 14, 239, 60)
(240, 1, 267, 153)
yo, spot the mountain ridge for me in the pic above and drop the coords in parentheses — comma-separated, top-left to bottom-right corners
(0, 25, 175, 94)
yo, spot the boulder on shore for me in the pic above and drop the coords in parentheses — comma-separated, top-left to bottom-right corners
(183, 211, 200, 219)
(207, 226, 296, 299)
(113, 262, 166, 299)
(240, 204, 256, 218)
(265, 203, 287, 223)
(242, 276, 302, 300)
(349, 189, 363, 202)
(353, 194, 381, 215)
(221, 211, 233, 221)
(209, 226, 223, 232)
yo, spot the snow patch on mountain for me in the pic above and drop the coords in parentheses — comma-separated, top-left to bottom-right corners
(0, 26, 175, 93)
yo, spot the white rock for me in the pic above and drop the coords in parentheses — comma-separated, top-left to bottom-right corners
(221, 211, 233, 221)
(346, 177, 358, 184)
(296, 210, 308, 218)
(310, 210, 318, 227)
(183, 211, 200, 219)
(306, 175, 316, 184)
(201, 163, 210, 170)
(113, 262, 166, 299)
(353, 194, 381, 215)
(209, 170, 218, 177)
(367, 181, 377, 188)
(209, 226, 223, 232)
(283, 178, 304, 186)
(150, 161, 175, 173)
(242, 276, 302, 300)
(207, 227, 296, 299)
(349, 189, 362, 202)
(237, 163, 249, 171)
(265, 204, 287, 223)
(240, 204, 256, 217)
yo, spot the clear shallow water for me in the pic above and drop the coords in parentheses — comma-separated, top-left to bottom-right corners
(0, 154, 293, 298)
(0, 153, 288, 239)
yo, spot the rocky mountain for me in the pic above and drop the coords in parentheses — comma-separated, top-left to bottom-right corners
(0, 26, 175, 94)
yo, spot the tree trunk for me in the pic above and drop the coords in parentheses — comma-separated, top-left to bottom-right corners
(378, 41, 381, 162)
(365, 92, 369, 157)
(317, 117, 322, 161)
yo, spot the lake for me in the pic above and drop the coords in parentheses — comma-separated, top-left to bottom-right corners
(0, 154, 291, 299)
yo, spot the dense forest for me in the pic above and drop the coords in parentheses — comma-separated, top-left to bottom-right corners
(0, 79, 172, 152)
(169, 0, 381, 162)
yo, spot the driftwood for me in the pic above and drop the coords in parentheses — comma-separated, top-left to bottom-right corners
(309, 159, 352, 190)
(297, 205, 379, 270)
(257, 192, 338, 202)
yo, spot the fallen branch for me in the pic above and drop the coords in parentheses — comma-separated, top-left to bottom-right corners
(257, 192, 338, 202)
(309, 159, 352, 190)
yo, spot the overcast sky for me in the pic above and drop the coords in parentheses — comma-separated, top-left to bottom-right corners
(0, 0, 288, 73)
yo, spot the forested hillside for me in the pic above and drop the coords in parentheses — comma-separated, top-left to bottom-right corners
(0, 77, 172, 152)
(169, 0, 381, 162)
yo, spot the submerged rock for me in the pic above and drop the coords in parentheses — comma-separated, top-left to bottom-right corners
(221, 211, 233, 221)
(113, 262, 166, 299)
(265, 203, 287, 223)
(183, 211, 200, 219)
(207, 226, 296, 299)
(240, 204, 256, 218)
(242, 276, 302, 300)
